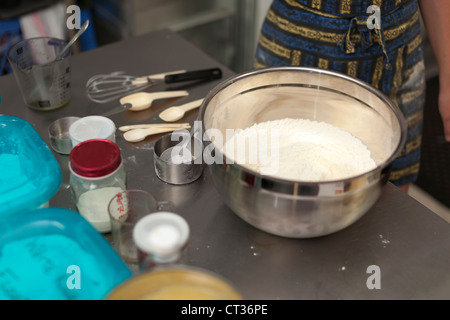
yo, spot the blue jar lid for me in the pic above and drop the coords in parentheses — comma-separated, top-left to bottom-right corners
(0, 207, 132, 300)
(0, 115, 62, 220)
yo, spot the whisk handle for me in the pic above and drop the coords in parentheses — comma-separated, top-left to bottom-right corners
(164, 68, 222, 84)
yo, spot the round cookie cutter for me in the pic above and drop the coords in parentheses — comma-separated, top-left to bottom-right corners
(154, 131, 204, 185)
(48, 116, 80, 154)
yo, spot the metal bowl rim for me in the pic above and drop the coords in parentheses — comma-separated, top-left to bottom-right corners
(198, 66, 407, 186)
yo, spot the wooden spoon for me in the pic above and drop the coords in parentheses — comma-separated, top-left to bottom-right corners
(123, 126, 191, 143)
(119, 122, 190, 132)
(120, 90, 189, 111)
(101, 90, 189, 116)
(159, 98, 204, 122)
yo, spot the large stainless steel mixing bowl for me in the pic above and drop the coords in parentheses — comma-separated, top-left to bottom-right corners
(198, 67, 407, 238)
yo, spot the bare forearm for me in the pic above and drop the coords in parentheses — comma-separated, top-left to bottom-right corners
(419, 0, 450, 141)
(419, 0, 450, 81)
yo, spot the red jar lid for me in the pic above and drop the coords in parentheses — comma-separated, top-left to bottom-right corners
(69, 139, 122, 178)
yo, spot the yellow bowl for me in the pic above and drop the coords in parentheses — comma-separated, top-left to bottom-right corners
(106, 266, 242, 300)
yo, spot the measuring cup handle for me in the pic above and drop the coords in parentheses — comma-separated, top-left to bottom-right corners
(164, 68, 222, 84)
(157, 200, 175, 212)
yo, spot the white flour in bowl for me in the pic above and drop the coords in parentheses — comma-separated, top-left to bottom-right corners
(222, 118, 377, 181)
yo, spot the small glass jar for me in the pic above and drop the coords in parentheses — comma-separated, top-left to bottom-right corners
(69, 139, 126, 233)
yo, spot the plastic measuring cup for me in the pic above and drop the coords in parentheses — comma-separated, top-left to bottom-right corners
(108, 190, 173, 265)
(7, 37, 71, 111)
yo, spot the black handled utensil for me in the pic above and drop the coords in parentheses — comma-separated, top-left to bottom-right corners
(86, 67, 222, 103)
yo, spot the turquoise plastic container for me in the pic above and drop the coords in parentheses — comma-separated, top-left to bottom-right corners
(0, 115, 62, 220)
(0, 207, 132, 300)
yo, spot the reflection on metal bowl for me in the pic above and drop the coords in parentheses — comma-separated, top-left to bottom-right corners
(198, 66, 407, 238)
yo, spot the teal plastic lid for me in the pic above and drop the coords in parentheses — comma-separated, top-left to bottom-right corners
(0, 207, 132, 300)
(0, 115, 62, 220)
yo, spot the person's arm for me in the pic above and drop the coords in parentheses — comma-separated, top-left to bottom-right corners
(419, 0, 450, 141)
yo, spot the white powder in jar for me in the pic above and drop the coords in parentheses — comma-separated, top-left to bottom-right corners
(222, 118, 377, 181)
(147, 225, 180, 252)
(76, 187, 124, 233)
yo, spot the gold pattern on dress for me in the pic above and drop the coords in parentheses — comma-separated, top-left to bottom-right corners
(291, 50, 302, 65)
(395, 0, 402, 6)
(373, 0, 383, 8)
(258, 34, 291, 59)
(286, 0, 340, 18)
(347, 61, 358, 77)
(383, 11, 419, 41)
(266, 8, 419, 45)
(389, 162, 420, 180)
(340, 0, 351, 15)
(403, 67, 414, 79)
(254, 61, 266, 69)
(389, 46, 405, 107)
(266, 10, 345, 44)
(407, 33, 423, 55)
(318, 57, 329, 69)
(401, 89, 424, 105)
(406, 110, 424, 128)
(371, 56, 384, 89)
(311, 0, 322, 10)
(406, 136, 422, 154)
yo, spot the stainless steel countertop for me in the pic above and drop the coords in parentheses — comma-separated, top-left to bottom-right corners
(1, 29, 450, 300)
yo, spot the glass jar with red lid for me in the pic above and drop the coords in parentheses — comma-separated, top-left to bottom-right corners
(69, 139, 126, 233)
